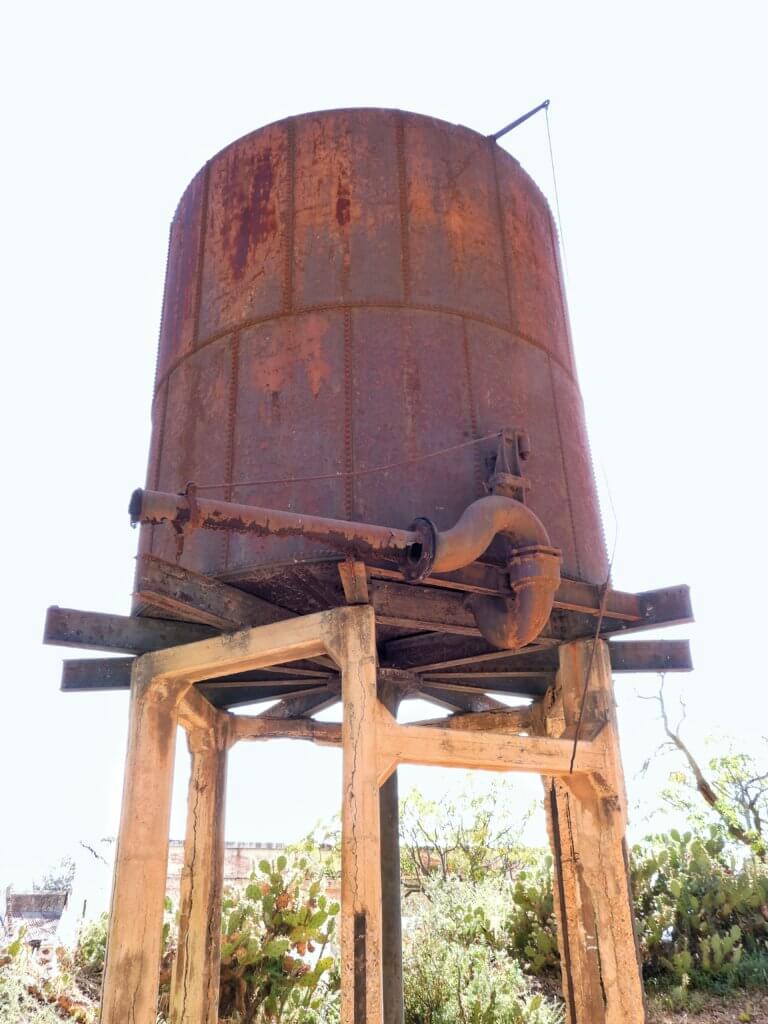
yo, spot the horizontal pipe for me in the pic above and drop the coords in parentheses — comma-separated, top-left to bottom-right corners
(131, 490, 553, 571)
(130, 488, 561, 650)
(131, 488, 414, 562)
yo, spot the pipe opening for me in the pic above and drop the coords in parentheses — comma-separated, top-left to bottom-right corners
(407, 542, 423, 564)
(128, 488, 144, 527)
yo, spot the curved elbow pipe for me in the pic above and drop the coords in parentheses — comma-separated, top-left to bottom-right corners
(431, 495, 551, 573)
(428, 495, 561, 651)
(468, 546, 561, 650)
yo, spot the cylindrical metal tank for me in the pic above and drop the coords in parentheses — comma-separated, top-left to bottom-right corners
(140, 108, 606, 588)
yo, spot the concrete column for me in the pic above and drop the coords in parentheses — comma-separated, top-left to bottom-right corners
(378, 685, 403, 1024)
(169, 721, 230, 1024)
(101, 662, 179, 1024)
(542, 640, 646, 1024)
(339, 606, 384, 1024)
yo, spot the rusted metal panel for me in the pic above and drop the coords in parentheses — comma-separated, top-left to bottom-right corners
(351, 308, 477, 531)
(155, 170, 207, 389)
(294, 110, 403, 307)
(226, 311, 347, 569)
(152, 335, 232, 568)
(549, 362, 609, 583)
(403, 117, 509, 321)
(199, 122, 289, 337)
(140, 108, 609, 597)
(493, 151, 574, 377)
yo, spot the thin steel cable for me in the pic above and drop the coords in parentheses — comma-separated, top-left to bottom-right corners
(569, 499, 619, 773)
(545, 104, 569, 280)
(568, 579, 611, 773)
(193, 430, 502, 492)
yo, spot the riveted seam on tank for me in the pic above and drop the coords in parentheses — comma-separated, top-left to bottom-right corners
(489, 141, 515, 330)
(149, 380, 170, 558)
(191, 162, 211, 347)
(547, 204, 575, 379)
(223, 331, 241, 569)
(573, 392, 611, 585)
(343, 308, 355, 521)
(548, 354, 582, 579)
(152, 219, 175, 399)
(395, 113, 411, 304)
(282, 119, 296, 314)
(461, 319, 484, 498)
(151, 300, 579, 409)
(336, 119, 353, 301)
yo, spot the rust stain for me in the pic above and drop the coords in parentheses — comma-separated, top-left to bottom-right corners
(248, 316, 331, 408)
(336, 172, 351, 227)
(224, 148, 277, 279)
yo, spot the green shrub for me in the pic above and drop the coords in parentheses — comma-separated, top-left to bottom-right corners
(76, 913, 109, 973)
(402, 878, 562, 1024)
(503, 856, 559, 974)
(422, 825, 768, 1000)
(0, 932, 93, 1023)
(218, 853, 339, 1022)
(631, 827, 768, 990)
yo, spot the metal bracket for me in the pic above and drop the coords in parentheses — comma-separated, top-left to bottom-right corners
(173, 482, 200, 562)
(488, 428, 531, 502)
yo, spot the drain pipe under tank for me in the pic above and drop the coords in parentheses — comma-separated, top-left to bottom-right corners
(129, 487, 561, 651)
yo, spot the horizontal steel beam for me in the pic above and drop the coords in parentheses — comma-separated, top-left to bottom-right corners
(419, 674, 551, 698)
(371, 564, 643, 621)
(59, 635, 691, 701)
(61, 657, 135, 692)
(45, 607, 215, 655)
(382, 587, 693, 669)
(420, 640, 693, 682)
(608, 639, 692, 673)
(134, 555, 294, 630)
(60, 657, 331, 695)
(414, 685, 509, 713)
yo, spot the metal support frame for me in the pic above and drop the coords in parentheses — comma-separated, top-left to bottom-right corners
(97, 605, 646, 1024)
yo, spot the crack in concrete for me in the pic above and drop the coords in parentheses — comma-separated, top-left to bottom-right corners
(592, 911, 608, 1011)
(350, 668, 364, 913)
(180, 767, 204, 1023)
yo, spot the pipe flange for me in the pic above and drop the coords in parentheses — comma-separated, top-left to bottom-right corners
(128, 488, 144, 527)
(403, 517, 438, 581)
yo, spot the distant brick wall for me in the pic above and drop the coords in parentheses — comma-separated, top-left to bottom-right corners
(6, 891, 68, 920)
(165, 841, 288, 901)
(165, 841, 341, 903)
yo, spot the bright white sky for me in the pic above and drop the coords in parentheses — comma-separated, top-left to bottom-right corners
(1, 1, 766, 891)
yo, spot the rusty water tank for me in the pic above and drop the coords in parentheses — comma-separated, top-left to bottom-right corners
(140, 108, 606, 589)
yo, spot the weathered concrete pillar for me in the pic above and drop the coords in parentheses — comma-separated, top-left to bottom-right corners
(101, 661, 179, 1024)
(541, 639, 646, 1024)
(338, 606, 384, 1024)
(169, 720, 230, 1024)
(378, 685, 404, 1024)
